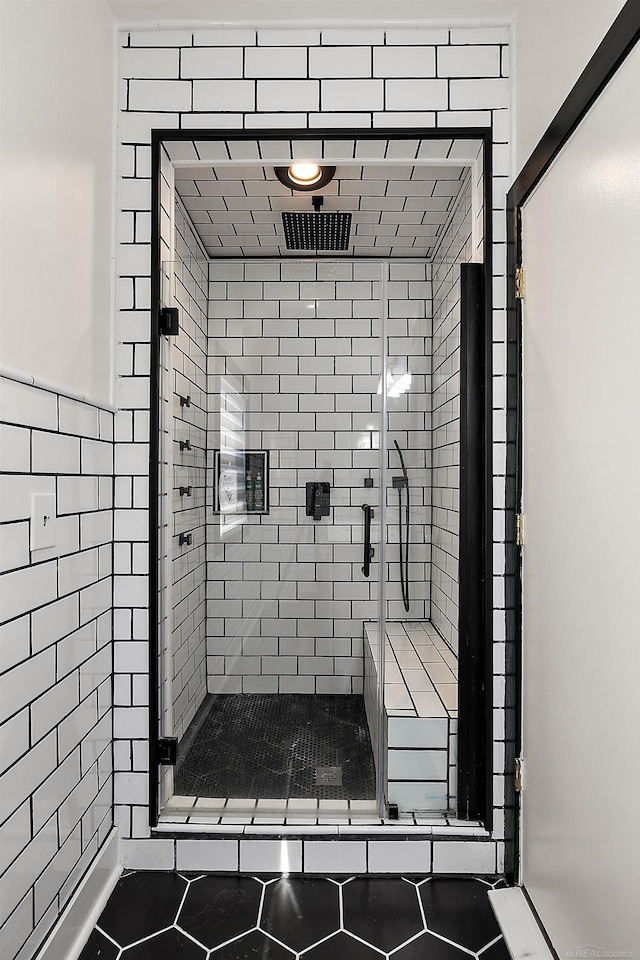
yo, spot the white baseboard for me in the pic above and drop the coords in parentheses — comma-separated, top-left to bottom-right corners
(489, 887, 555, 960)
(37, 829, 121, 960)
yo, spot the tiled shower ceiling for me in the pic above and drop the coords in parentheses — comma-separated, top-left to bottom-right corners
(168, 136, 482, 259)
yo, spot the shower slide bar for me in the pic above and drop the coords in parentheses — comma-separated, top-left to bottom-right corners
(393, 441, 410, 612)
(361, 503, 375, 577)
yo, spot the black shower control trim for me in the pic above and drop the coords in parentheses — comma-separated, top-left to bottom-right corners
(179, 395, 191, 407)
(179, 486, 192, 497)
(179, 532, 192, 546)
(179, 439, 191, 451)
(157, 737, 177, 765)
(306, 482, 330, 520)
(159, 306, 179, 336)
(364, 477, 374, 488)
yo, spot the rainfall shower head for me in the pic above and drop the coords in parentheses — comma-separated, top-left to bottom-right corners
(282, 196, 351, 252)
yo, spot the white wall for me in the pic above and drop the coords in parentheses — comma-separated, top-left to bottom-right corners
(108, 0, 516, 21)
(0, 5, 116, 959)
(513, 0, 626, 169)
(521, 38, 640, 952)
(0, 0, 114, 406)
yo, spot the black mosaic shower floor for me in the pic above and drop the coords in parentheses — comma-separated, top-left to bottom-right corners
(79, 873, 511, 960)
(174, 694, 376, 801)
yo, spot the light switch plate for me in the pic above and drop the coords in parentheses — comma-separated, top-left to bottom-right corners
(30, 493, 56, 550)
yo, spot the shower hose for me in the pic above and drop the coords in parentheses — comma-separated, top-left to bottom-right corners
(394, 440, 410, 613)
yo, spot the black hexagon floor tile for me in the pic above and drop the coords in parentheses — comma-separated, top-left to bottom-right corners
(419, 878, 503, 951)
(261, 878, 340, 952)
(78, 928, 119, 960)
(79, 872, 511, 959)
(121, 927, 206, 958)
(392, 930, 471, 959)
(209, 930, 295, 957)
(97, 872, 187, 946)
(303, 931, 382, 958)
(175, 693, 375, 800)
(342, 878, 424, 953)
(178, 875, 262, 949)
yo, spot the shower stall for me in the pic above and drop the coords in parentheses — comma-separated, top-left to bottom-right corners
(152, 131, 488, 824)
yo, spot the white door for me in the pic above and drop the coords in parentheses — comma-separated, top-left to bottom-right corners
(520, 40, 640, 952)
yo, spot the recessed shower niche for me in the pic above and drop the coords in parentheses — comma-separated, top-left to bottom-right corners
(152, 130, 490, 824)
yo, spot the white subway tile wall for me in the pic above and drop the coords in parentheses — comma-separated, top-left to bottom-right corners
(115, 22, 510, 870)
(430, 170, 474, 654)
(168, 203, 208, 740)
(204, 259, 430, 693)
(0, 378, 113, 960)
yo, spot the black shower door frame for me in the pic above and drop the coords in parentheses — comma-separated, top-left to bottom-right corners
(148, 126, 494, 830)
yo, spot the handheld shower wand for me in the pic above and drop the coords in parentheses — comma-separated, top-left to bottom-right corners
(393, 440, 410, 612)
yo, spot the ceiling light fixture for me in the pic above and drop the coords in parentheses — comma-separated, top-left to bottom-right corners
(289, 163, 322, 185)
(275, 164, 336, 192)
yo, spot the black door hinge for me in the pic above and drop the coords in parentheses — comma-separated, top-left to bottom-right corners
(157, 737, 178, 765)
(159, 306, 179, 336)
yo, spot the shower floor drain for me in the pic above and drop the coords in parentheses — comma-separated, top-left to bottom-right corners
(315, 766, 342, 786)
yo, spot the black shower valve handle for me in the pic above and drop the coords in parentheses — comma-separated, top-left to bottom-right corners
(305, 481, 330, 521)
(179, 394, 191, 408)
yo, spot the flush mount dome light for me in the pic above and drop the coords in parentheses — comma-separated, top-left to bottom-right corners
(275, 164, 336, 192)
(289, 163, 321, 185)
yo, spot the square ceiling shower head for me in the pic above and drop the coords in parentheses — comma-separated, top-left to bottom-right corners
(282, 211, 352, 252)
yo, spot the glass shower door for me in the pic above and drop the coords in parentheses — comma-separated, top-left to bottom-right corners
(159, 256, 391, 819)
(195, 259, 385, 817)
(157, 255, 210, 815)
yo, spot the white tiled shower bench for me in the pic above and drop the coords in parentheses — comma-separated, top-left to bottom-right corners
(363, 621, 459, 815)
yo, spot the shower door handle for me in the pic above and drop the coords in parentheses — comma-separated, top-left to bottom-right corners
(361, 504, 375, 577)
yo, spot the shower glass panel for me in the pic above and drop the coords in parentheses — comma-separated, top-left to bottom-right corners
(160, 257, 389, 818)
(381, 260, 460, 818)
(157, 256, 210, 812)
(159, 254, 461, 819)
(157, 262, 174, 811)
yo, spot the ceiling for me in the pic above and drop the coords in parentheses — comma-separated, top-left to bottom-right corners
(168, 136, 483, 259)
